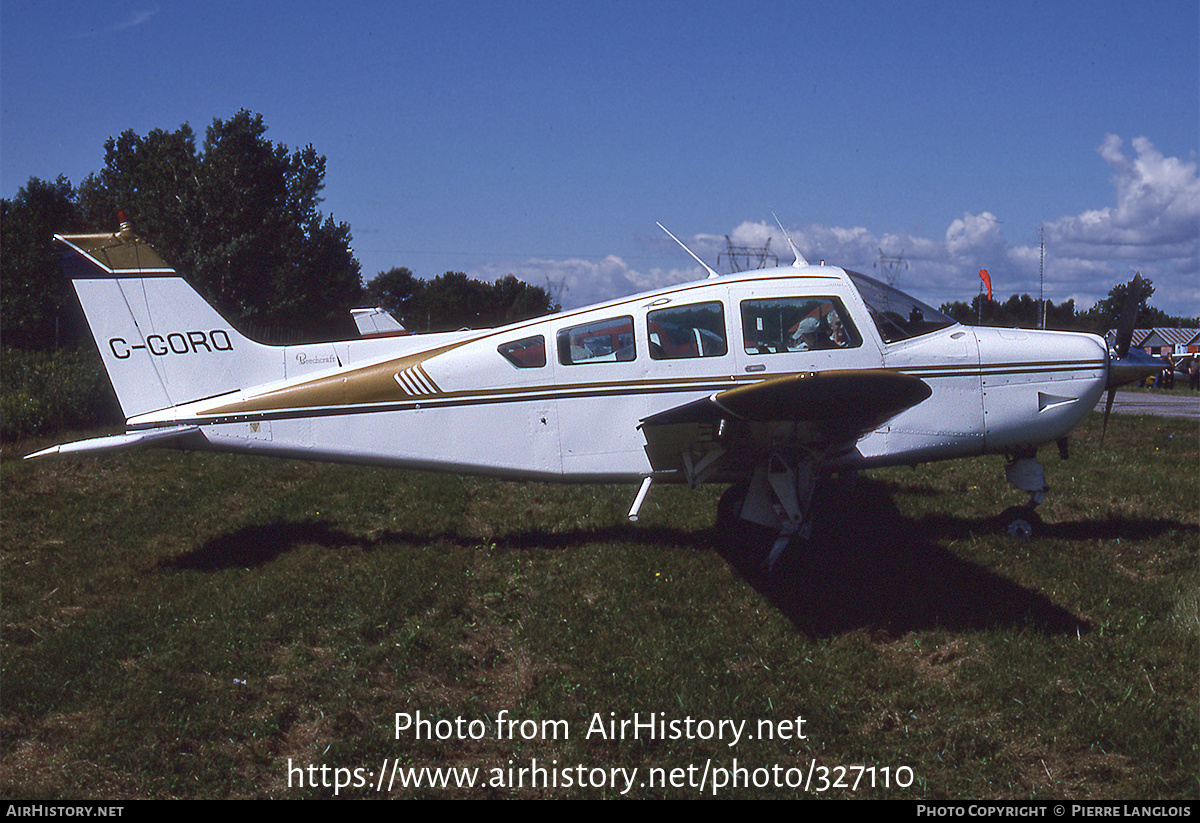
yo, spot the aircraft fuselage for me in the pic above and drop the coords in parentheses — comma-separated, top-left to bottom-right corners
(120, 265, 1107, 483)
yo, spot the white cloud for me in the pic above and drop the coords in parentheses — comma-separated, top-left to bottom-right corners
(69, 4, 160, 39)
(477, 256, 703, 310)
(1040, 135, 1200, 312)
(1051, 135, 1199, 250)
(945, 212, 1004, 259)
(476, 136, 1198, 316)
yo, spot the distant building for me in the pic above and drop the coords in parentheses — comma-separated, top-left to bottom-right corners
(1105, 328, 1200, 356)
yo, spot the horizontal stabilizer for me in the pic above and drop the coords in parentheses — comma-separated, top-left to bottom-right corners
(56, 231, 174, 274)
(25, 426, 206, 460)
(351, 306, 409, 338)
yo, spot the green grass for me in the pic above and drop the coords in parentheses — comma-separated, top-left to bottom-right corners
(1, 413, 1196, 799)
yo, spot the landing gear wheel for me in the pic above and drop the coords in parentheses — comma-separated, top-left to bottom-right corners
(716, 481, 750, 529)
(1000, 506, 1042, 540)
(713, 481, 777, 569)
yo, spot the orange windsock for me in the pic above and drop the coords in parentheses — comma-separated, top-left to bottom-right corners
(979, 269, 993, 301)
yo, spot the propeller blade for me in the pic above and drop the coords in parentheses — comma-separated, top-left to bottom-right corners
(1101, 273, 1158, 446)
(1113, 272, 1142, 360)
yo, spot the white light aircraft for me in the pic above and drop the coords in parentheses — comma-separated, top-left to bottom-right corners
(28, 220, 1158, 566)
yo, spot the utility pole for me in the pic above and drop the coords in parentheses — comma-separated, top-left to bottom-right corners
(1038, 224, 1046, 329)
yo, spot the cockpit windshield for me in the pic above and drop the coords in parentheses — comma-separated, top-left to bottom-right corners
(846, 270, 957, 343)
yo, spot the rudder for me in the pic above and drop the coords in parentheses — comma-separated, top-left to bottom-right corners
(58, 228, 281, 421)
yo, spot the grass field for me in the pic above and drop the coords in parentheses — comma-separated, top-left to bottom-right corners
(2, 411, 1196, 799)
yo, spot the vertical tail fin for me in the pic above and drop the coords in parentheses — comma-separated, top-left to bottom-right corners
(57, 230, 281, 420)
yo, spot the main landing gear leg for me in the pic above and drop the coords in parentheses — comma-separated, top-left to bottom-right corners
(736, 455, 818, 570)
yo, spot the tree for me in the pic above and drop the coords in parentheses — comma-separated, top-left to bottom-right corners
(417, 272, 494, 331)
(1074, 276, 1200, 332)
(364, 268, 554, 332)
(0, 176, 83, 349)
(1084, 276, 1167, 331)
(76, 125, 201, 262)
(77, 111, 362, 339)
(491, 274, 556, 324)
(364, 267, 419, 319)
(941, 293, 1080, 330)
(941, 279, 1197, 334)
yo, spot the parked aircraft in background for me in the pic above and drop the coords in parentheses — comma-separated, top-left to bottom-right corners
(28, 221, 1158, 566)
(351, 306, 410, 339)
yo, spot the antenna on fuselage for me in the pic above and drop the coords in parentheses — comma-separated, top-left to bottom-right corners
(772, 212, 808, 267)
(657, 222, 720, 279)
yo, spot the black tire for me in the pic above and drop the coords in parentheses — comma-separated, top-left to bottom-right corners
(716, 481, 750, 529)
(999, 506, 1042, 540)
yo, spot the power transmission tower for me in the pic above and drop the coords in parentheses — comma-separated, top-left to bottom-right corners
(718, 236, 778, 273)
(545, 276, 568, 311)
(875, 248, 909, 287)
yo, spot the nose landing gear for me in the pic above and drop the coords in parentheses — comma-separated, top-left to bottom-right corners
(1000, 453, 1049, 540)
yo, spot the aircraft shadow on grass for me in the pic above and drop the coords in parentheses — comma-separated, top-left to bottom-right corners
(160, 476, 1189, 640)
(713, 477, 1192, 639)
(160, 521, 367, 571)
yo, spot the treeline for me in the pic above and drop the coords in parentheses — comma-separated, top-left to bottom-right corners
(939, 280, 1199, 334)
(364, 267, 554, 333)
(1, 110, 553, 438)
(1, 110, 554, 351)
(3, 112, 362, 349)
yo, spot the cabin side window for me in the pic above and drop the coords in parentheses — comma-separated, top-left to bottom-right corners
(740, 297, 862, 354)
(557, 316, 636, 365)
(498, 335, 546, 368)
(647, 302, 727, 360)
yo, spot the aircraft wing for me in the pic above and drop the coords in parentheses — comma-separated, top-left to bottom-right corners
(639, 370, 931, 482)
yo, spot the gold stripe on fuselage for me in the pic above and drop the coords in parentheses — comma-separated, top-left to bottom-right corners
(202, 342, 462, 416)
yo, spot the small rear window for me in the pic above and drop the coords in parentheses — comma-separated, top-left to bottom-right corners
(498, 335, 546, 368)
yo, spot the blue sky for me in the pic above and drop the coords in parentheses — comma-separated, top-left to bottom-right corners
(3, 1, 1197, 315)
